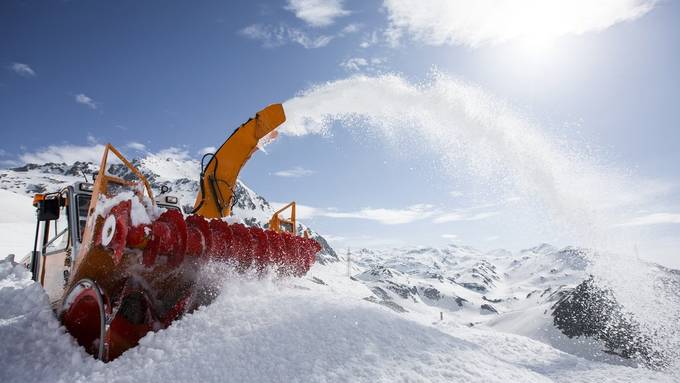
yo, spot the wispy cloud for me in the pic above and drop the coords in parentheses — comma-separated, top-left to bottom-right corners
(9, 62, 36, 77)
(339, 57, 385, 72)
(75, 93, 98, 109)
(321, 234, 346, 242)
(273, 166, 315, 178)
(617, 213, 680, 227)
(198, 146, 216, 156)
(383, 0, 657, 47)
(19, 144, 106, 165)
(327, 204, 437, 224)
(359, 30, 380, 48)
(285, 0, 350, 27)
(126, 142, 147, 151)
(441, 233, 458, 239)
(433, 210, 499, 223)
(240, 24, 333, 49)
(273, 202, 438, 225)
(340, 57, 368, 71)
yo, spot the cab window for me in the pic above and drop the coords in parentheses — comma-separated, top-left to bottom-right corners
(76, 194, 91, 242)
(45, 196, 70, 254)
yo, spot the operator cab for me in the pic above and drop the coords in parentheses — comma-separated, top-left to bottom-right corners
(24, 181, 94, 303)
(24, 181, 182, 305)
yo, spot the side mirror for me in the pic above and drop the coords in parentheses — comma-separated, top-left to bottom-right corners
(37, 198, 60, 221)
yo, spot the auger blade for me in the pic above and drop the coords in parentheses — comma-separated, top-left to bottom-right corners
(63, 197, 321, 362)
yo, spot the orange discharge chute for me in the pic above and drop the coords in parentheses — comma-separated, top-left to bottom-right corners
(193, 103, 286, 218)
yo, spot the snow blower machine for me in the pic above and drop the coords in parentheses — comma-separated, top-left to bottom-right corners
(24, 104, 321, 361)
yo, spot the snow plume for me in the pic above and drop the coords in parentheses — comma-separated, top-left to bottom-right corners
(383, 0, 657, 47)
(281, 72, 665, 244)
(281, 72, 679, 357)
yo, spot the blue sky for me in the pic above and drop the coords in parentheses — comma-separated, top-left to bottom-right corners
(1, 0, 679, 266)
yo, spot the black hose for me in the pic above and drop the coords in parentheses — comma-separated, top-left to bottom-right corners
(191, 153, 215, 214)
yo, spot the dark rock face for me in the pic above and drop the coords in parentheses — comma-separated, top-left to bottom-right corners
(422, 287, 442, 301)
(385, 281, 418, 301)
(551, 277, 667, 368)
(363, 296, 408, 313)
(455, 297, 468, 307)
(480, 304, 498, 314)
(461, 282, 487, 293)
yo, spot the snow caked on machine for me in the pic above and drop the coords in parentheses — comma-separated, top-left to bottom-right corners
(24, 104, 321, 361)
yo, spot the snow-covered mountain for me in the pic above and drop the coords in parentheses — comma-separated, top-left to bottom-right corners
(0, 153, 337, 262)
(336, 244, 678, 368)
(1, 155, 678, 382)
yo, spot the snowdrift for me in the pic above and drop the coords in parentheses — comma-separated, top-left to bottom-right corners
(1, 257, 675, 383)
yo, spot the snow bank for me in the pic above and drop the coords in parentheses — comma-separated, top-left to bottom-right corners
(1, 258, 676, 383)
(0, 190, 36, 259)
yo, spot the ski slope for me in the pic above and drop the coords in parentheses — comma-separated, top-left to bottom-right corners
(1, 257, 676, 383)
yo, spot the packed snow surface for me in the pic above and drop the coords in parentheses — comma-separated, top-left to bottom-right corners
(1, 257, 676, 383)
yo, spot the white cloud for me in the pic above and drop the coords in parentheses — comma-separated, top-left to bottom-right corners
(341, 23, 361, 34)
(618, 213, 680, 227)
(321, 234, 346, 242)
(127, 142, 147, 151)
(273, 166, 315, 178)
(441, 234, 458, 239)
(383, 0, 657, 47)
(485, 235, 500, 241)
(359, 30, 380, 48)
(272, 202, 438, 225)
(240, 24, 333, 49)
(10, 62, 36, 77)
(75, 93, 97, 109)
(433, 210, 499, 223)
(340, 57, 386, 72)
(449, 190, 464, 197)
(340, 57, 368, 71)
(285, 0, 350, 27)
(327, 203, 437, 224)
(19, 144, 107, 165)
(198, 146, 216, 156)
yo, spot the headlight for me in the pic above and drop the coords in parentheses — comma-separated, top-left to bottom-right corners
(79, 183, 94, 192)
(165, 196, 178, 204)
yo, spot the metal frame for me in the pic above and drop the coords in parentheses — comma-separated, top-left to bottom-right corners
(269, 201, 297, 235)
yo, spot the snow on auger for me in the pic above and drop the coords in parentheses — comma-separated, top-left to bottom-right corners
(24, 104, 321, 361)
